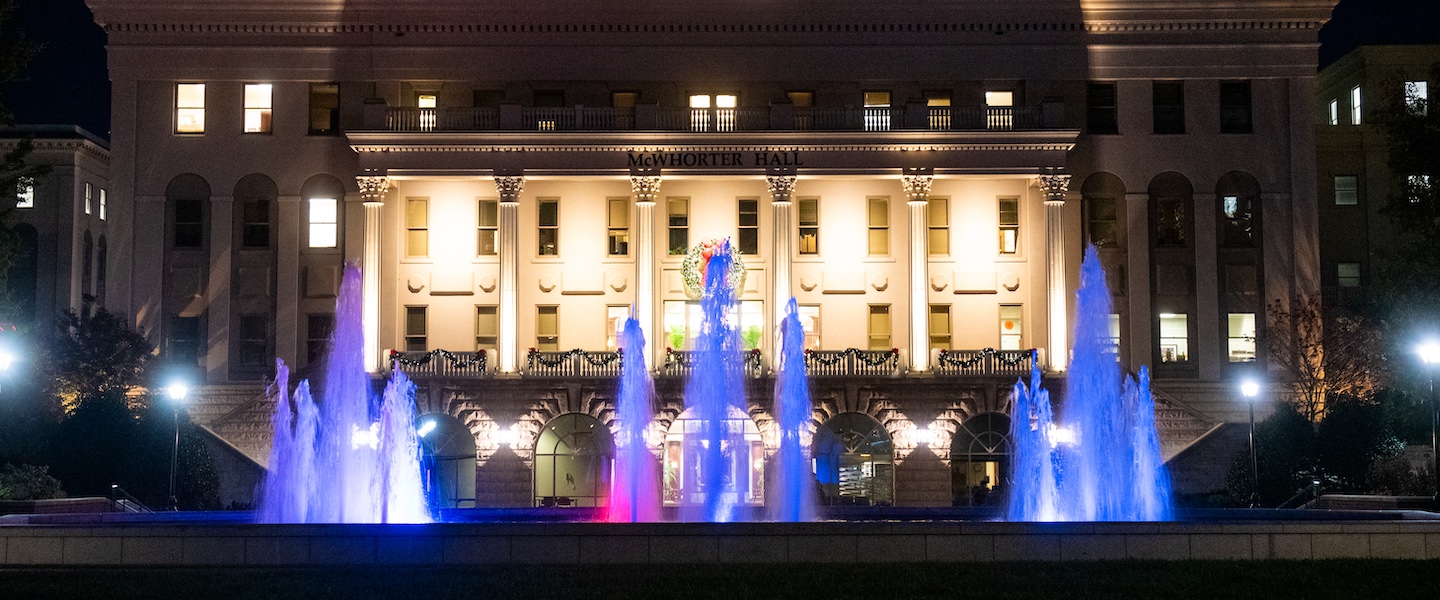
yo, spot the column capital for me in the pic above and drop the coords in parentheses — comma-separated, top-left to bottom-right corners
(630, 170, 662, 205)
(900, 168, 934, 203)
(494, 174, 525, 203)
(765, 173, 797, 204)
(356, 173, 392, 206)
(1039, 167, 1072, 205)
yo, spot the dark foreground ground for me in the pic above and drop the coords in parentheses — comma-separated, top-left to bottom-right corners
(1, 561, 1438, 600)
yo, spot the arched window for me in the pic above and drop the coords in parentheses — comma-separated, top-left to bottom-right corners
(533, 413, 614, 508)
(951, 412, 1011, 507)
(300, 174, 347, 251)
(1216, 171, 1262, 249)
(234, 174, 278, 249)
(415, 413, 477, 509)
(1081, 172, 1127, 249)
(813, 412, 893, 506)
(663, 405, 765, 508)
(81, 229, 94, 302)
(1148, 172, 1193, 249)
(7, 224, 38, 324)
(166, 174, 211, 250)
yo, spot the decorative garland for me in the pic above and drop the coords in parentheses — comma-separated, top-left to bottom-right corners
(681, 238, 747, 299)
(665, 347, 763, 369)
(936, 348, 1036, 369)
(389, 348, 487, 372)
(803, 347, 900, 368)
(526, 348, 623, 368)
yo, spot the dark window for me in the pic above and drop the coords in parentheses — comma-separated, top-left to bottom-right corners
(170, 316, 202, 366)
(538, 199, 559, 256)
(1220, 81, 1252, 134)
(478, 200, 498, 256)
(306, 313, 334, 365)
(1154, 197, 1187, 247)
(405, 306, 427, 351)
(238, 314, 270, 367)
(533, 90, 565, 108)
(667, 198, 688, 255)
(1220, 195, 1255, 247)
(241, 199, 271, 248)
(473, 90, 505, 107)
(81, 231, 93, 300)
(308, 83, 340, 135)
(1086, 83, 1118, 134)
(1087, 196, 1118, 247)
(96, 236, 107, 307)
(738, 199, 759, 255)
(1152, 81, 1185, 134)
(174, 198, 204, 248)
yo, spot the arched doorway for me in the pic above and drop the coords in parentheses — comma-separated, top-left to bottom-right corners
(813, 412, 893, 506)
(533, 413, 614, 508)
(663, 406, 765, 508)
(415, 413, 476, 509)
(951, 412, 1011, 507)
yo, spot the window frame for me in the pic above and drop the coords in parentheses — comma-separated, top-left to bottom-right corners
(999, 304, 1023, 350)
(404, 305, 428, 352)
(1152, 80, 1185, 135)
(172, 197, 205, 249)
(1350, 85, 1363, 125)
(1219, 80, 1253, 134)
(536, 305, 560, 351)
(867, 304, 891, 351)
(1333, 175, 1359, 206)
(1086, 82, 1119, 134)
(927, 197, 950, 257)
(1157, 312, 1190, 364)
(1226, 312, 1257, 363)
(797, 197, 820, 255)
(667, 197, 688, 256)
(405, 197, 430, 258)
(475, 305, 498, 351)
(84, 182, 92, 215)
(477, 199, 499, 256)
(929, 304, 952, 351)
(175, 82, 206, 134)
(236, 313, 272, 367)
(243, 83, 274, 134)
(608, 197, 630, 256)
(307, 197, 340, 249)
(538, 197, 560, 257)
(867, 196, 889, 256)
(998, 196, 1020, 255)
(308, 82, 340, 136)
(737, 198, 759, 256)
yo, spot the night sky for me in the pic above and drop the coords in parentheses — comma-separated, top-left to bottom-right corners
(1, 0, 1438, 142)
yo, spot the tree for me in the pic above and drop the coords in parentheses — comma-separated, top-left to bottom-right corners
(40, 308, 154, 414)
(0, 463, 63, 500)
(1264, 296, 1390, 420)
(1315, 396, 1405, 492)
(1227, 403, 1318, 505)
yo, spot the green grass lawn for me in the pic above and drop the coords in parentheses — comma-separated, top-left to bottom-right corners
(1, 561, 1437, 599)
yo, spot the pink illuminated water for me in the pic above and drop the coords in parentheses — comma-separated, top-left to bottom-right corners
(608, 314, 662, 522)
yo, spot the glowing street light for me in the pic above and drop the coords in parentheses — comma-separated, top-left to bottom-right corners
(165, 380, 190, 511)
(1418, 342, 1440, 501)
(1241, 380, 1260, 508)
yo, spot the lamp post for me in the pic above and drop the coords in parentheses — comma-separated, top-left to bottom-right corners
(165, 382, 189, 511)
(1241, 380, 1261, 508)
(1419, 343, 1440, 501)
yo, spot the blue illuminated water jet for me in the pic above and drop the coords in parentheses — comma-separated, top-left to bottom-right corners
(609, 314, 662, 522)
(1007, 245, 1172, 521)
(768, 298, 816, 522)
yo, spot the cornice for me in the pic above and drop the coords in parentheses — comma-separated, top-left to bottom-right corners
(0, 138, 111, 162)
(349, 143, 1077, 154)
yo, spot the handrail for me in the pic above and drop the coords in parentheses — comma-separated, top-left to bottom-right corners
(662, 348, 764, 379)
(933, 348, 1035, 377)
(376, 105, 1052, 133)
(804, 348, 903, 377)
(524, 348, 623, 377)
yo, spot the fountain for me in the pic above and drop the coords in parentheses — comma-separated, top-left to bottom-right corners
(256, 265, 430, 524)
(768, 298, 816, 522)
(607, 314, 661, 523)
(1007, 245, 1173, 521)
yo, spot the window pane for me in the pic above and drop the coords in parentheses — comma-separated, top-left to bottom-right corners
(868, 305, 890, 350)
(929, 228, 950, 256)
(244, 84, 273, 133)
(478, 200, 498, 227)
(309, 83, 340, 134)
(863, 91, 890, 107)
(868, 198, 888, 226)
(1334, 175, 1359, 206)
(1158, 313, 1189, 363)
(868, 229, 888, 255)
(539, 199, 558, 227)
(608, 198, 629, 227)
(1350, 86, 1362, 124)
(1000, 305, 1022, 350)
(1227, 313, 1256, 362)
(1337, 262, 1361, 287)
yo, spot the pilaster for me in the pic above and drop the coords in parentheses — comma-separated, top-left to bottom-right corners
(357, 173, 391, 373)
(766, 171, 797, 360)
(631, 170, 661, 370)
(901, 169, 933, 373)
(495, 174, 525, 373)
(1040, 168, 1072, 372)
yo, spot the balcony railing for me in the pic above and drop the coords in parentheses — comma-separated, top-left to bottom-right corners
(662, 348, 765, 379)
(804, 348, 903, 377)
(524, 348, 623, 378)
(390, 349, 490, 378)
(933, 348, 1036, 378)
(370, 103, 1058, 133)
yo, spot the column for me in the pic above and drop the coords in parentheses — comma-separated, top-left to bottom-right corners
(631, 170, 661, 370)
(275, 195, 302, 367)
(766, 171, 797, 354)
(495, 174, 525, 373)
(207, 195, 234, 382)
(357, 173, 391, 373)
(901, 169, 933, 373)
(1040, 168, 1072, 372)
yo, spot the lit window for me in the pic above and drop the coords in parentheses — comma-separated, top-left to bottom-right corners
(1337, 262, 1361, 287)
(737, 198, 759, 255)
(244, 84, 273, 133)
(307, 198, 338, 248)
(798, 304, 821, 350)
(925, 90, 952, 129)
(1000, 305, 1023, 350)
(1227, 313, 1256, 362)
(405, 306, 427, 352)
(930, 305, 951, 350)
(985, 90, 1014, 130)
(608, 197, 629, 256)
(99, 188, 107, 220)
(868, 197, 889, 256)
(662, 300, 701, 350)
(606, 305, 629, 351)
(476, 305, 498, 351)
(667, 197, 688, 255)
(1406, 81, 1429, 116)
(1158, 313, 1189, 363)
(868, 305, 891, 351)
(538, 198, 559, 256)
(176, 83, 205, 133)
(863, 91, 891, 131)
(798, 197, 819, 255)
(688, 94, 737, 131)
(1334, 175, 1359, 206)
(1350, 85, 1362, 125)
(928, 198, 949, 256)
(477, 200, 498, 256)
(739, 300, 765, 350)
(309, 83, 340, 135)
(406, 198, 429, 257)
(1220, 194, 1255, 247)
(1107, 314, 1121, 357)
(417, 94, 437, 109)
(15, 179, 34, 208)
(417, 94, 437, 131)
(536, 306, 559, 351)
(84, 182, 92, 214)
(1328, 98, 1339, 126)
(998, 197, 1019, 254)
